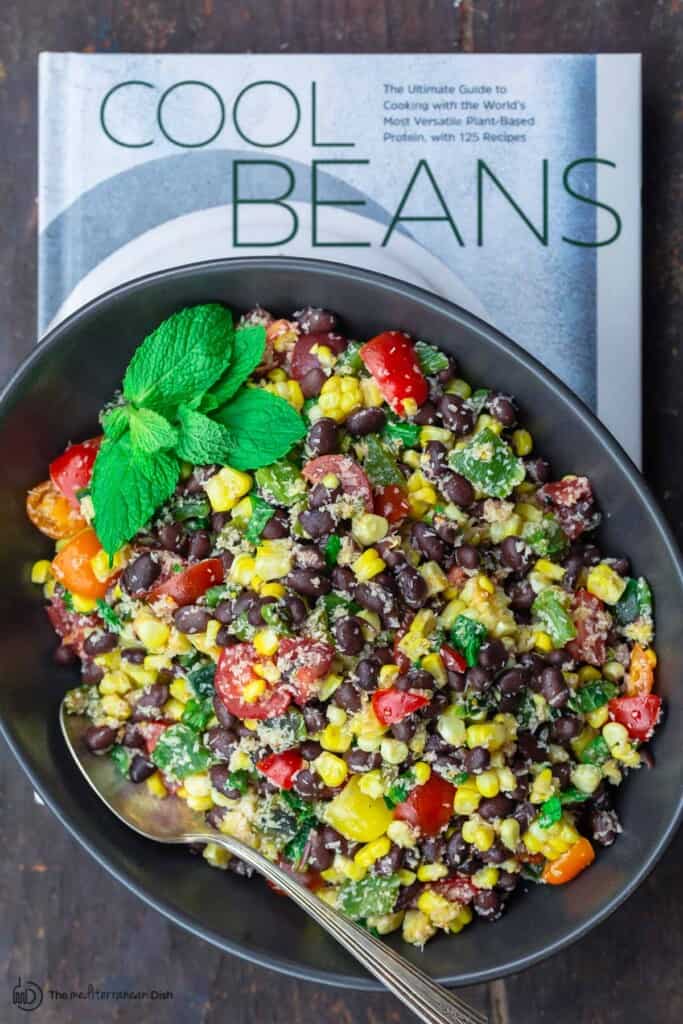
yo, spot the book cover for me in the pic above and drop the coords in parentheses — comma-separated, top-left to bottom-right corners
(38, 52, 641, 463)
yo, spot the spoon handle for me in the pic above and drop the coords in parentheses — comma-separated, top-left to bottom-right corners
(201, 833, 487, 1024)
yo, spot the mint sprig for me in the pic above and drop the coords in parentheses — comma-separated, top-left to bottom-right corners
(90, 304, 305, 554)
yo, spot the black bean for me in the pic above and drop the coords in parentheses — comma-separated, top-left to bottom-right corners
(262, 509, 290, 539)
(455, 543, 479, 569)
(500, 536, 532, 572)
(216, 625, 235, 647)
(376, 539, 408, 569)
(121, 647, 146, 664)
(212, 599, 233, 625)
(299, 508, 335, 539)
(473, 890, 502, 920)
(374, 844, 404, 876)
(286, 568, 331, 597)
(83, 630, 118, 657)
(84, 725, 117, 753)
(540, 666, 569, 708)
(464, 746, 490, 773)
(344, 748, 382, 773)
(82, 660, 104, 685)
(447, 669, 467, 692)
(54, 642, 77, 666)
(333, 680, 362, 712)
(478, 795, 515, 821)
(213, 696, 237, 730)
(412, 522, 446, 563)
(294, 306, 339, 334)
(129, 754, 156, 783)
(281, 594, 307, 626)
(546, 648, 572, 667)
(303, 829, 334, 871)
(227, 857, 255, 878)
(411, 400, 437, 426)
(499, 668, 528, 694)
(421, 837, 446, 863)
(424, 441, 449, 480)
(439, 394, 475, 436)
(292, 768, 324, 801)
(488, 393, 517, 427)
(441, 472, 475, 507)
(122, 723, 145, 749)
(354, 581, 394, 616)
(395, 881, 421, 911)
(345, 407, 386, 435)
(158, 522, 187, 553)
(122, 552, 160, 595)
(513, 801, 537, 830)
(355, 657, 380, 690)
(446, 830, 467, 868)
(590, 808, 620, 847)
(466, 666, 493, 693)
(205, 726, 237, 760)
(300, 367, 327, 398)
(211, 512, 230, 533)
(303, 703, 327, 734)
(406, 667, 435, 691)
(507, 579, 535, 609)
(307, 417, 339, 455)
(497, 870, 519, 894)
(186, 530, 211, 561)
(390, 716, 417, 741)
(331, 565, 356, 595)
(205, 807, 228, 832)
(335, 616, 365, 656)
(481, 841, 508, 865)
(294, 543, 327, 571)
(309, 482, 340, 509)
(174, 605, 212, 634)
(524, 457, 551, 484)
(133, 683, 169, 719)
(516, 731, 546, 762)
(478, 639, 508, 671)
(248, 596, 276, 627)
(562, 553, 584, 591)
(552, 762, 572, 789)
(437, 355, 459, 385)
(552, 716, 583, 743)
(610, 556, 630, 577)
(301, 740, 323, 761)
(396, 566, 428, 609)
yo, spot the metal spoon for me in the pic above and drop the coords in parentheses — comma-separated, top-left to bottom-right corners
(60, 705, 487, 1024)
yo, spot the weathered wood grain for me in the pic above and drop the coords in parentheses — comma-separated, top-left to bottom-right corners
(0, 2, 681, 1022)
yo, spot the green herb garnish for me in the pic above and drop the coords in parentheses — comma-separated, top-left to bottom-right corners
(150, 723, 213, 779)
(324, 534, 342, 567)
(581, 735, 611, 766)
(245, 494, 276, 544)
(188, 662, 216, 699)
(383, 415, 421, 447)
(450, 615, 487, 667)
(415, 340, 450, 375)
(96, 599, 124, 633)
(522, 514, 568, 559)
(181, 697, 214, 732)
(110, 745, 132, 778)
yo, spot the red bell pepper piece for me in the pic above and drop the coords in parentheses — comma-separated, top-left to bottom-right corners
(360, 332, 428, 417)
(150, 558, 225, 606)
(608, 694, 662, 742)
(374, 484, 410, 524)
(371, 687, 430, 726)
(50, 436, 102, 509)
(256, 749, 304, 790)
(215, 643, 292, 721)
(440, 644, 468, 675)
(394, 774, 456, 836)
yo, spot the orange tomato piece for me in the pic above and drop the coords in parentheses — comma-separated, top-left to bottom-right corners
(626, 644, 656, 696)
(542, 837, 595, 886)
(52, 528, 111, 600)
(26, 479, 87, 540)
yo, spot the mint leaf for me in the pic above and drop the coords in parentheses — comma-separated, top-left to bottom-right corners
(101, 406, 130, 440)
(215, 387, 306, 470)
(123, 304, 233, 417)
(176, 404, 235, 464)
(129, 407, 177, 454)
(202, 324, 266, 412)
(91, 434, 180, 554)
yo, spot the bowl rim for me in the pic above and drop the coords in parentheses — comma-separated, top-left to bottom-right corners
(2, 254, 682, 990)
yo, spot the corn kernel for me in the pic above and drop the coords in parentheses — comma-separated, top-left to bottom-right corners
(466, 722, 507, 751)
(99, 670, 131, 696)
(446, 378, 472, 399)
(203, 842, 230, 868)
(317, 672, 342, 701)
(253, 627, 280, 657)
(386, 820, 418, 848)
(320, 723, 353, 753)
(315, 752, 349, 788)
(533, 630, 554, 653)
(419, 561, 449, 596)
(169, 677, 193, 703)
(253, 660, 281, 683)
(449, 905, 474, 934)
(229, 749, 252, 772)
(578, 665, 601, 683)
(184, 773, 212, 797)
(100, 694, 130, 720)
(398, 869, 417, 886)
(462, 820, 495, 851)
(402, 909, 436, 947)
(419, 425, 453, 446)
(72, 594, 98, 613)
(352, 548, 386, 581)
(327, 706, 347, 726)
(529, 767, 555, 804)
(475, 770, 500, 798)
(438, 598, 467, 629)
(412, 761, 431, 786)
(437, 707, 467, 747)
(134, 612, 170, 652)
(511, 429, 533, 456)
(146, 772, 167, 798)
(378, 664, 400, 688)
(500, 817, 521, 851)
(204, 466, 252, 513)
(230, 553, 256, 587)
(260, 582, 286, 599)
(453, 787, 481, 816)
(337, 856, 366, 881)
(497, 767, 517, 793)
(352, 514, 389, 547)
(360, 377, 384, 407)
(162, 698, 185, 721)
(123, 665, 157, 689)
(240, 677, 266, 703)
(380, 738, 410, 765)
(587, 706, 610, 729)
(570, 763, 602, 794)
(319, 376, 362, 421)
(254, 539, 292, 580)
(476, 574, 496, 595)
(31, 560, 52, 584)
(358, 769, 386, 800)
(402, 449, 421, 469)
(186, 794, 214, 812)
(317, 887, 339, 906)
(535, 558, 566, 581)
(354, 836, 391, 870)
(475, 413, 503, 436)
(417, 889, 452, 919)
(417, 863, 449, 882)
(422, 652, 447, 686)
(320, 867, 344, 884)
(472, 867, 499, 889)
(586, 564, 628, 605)
(602, 722, 630, 748)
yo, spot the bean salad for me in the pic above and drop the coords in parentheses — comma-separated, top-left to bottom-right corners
(27, 302, 661, 947)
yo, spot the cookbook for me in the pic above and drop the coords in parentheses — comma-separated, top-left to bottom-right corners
(38, 52, 641, 463)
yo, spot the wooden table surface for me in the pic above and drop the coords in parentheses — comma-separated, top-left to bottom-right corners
(1, 2, 681, 1022)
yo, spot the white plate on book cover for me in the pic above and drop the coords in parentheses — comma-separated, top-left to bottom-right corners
(48, 204, 489, 331)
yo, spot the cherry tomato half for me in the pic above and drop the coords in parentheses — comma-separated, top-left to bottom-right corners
(302, 455, 373, 512)
(374, 484, 409, 524)
(215, 642, 292, 721)
(277, 637, 335, 704)
(394, 774, 456, 836)
(360, 332, 428, 417)
(256, 749, 304, 790)
(608, 694, 662, 742)
(51, 527, 111, 600)
(50, 436, 102, 509)
(26, 479, 87, 540)
(150, 558, 225, 606)
(371, 687, 430, 726)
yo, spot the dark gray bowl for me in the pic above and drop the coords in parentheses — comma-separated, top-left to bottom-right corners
(1, 257, 681, 989)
